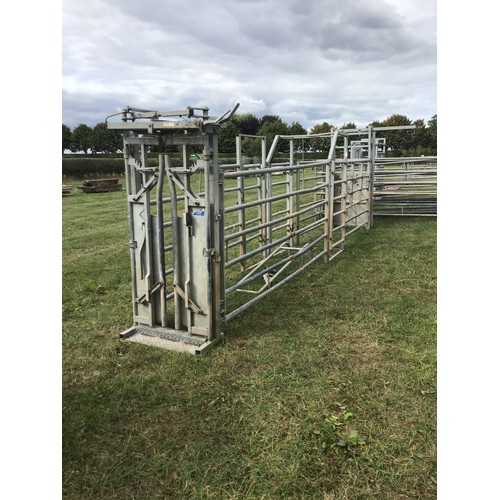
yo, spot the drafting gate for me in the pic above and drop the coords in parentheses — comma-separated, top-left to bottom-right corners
(107, 104, 436, 354)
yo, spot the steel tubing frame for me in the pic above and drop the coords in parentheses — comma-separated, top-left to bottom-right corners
(108, 105, 436, 353)
(373, 157, 437, 216)
(221, 129, 374, 322)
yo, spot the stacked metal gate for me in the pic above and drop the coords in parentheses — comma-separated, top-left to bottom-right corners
(107, 105, 436, 354)
(373, 157, 437, 216)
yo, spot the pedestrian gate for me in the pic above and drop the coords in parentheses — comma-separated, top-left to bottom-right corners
(106, 104, 430, 354)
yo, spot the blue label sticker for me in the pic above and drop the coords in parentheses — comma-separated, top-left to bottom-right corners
(193, 210, 205, 216)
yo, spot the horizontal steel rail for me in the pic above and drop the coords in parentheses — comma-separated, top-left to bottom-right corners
(221, 129, 377, 321)
(224, 250, 327, 322)
(373, 157, 437, 216)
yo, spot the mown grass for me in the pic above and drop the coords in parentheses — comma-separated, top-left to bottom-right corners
(63, 180, 436, 499)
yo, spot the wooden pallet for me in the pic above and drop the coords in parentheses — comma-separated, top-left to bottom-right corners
(78, 178, 123, 193)
(62, 185, 73, 196)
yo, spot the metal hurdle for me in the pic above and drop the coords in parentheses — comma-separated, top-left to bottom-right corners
(372, 157, 437, 216)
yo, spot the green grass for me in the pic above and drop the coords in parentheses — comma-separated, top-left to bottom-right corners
(63, 180, 436, 499)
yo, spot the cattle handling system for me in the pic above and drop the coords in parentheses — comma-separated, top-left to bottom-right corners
(106, 104, 436, 354)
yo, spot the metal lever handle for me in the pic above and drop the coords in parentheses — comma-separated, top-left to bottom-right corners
(205, 103, 240, 126)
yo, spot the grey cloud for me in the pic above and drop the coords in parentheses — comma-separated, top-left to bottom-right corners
(340, 3, 400, 30)
(62, 0, 436, 130)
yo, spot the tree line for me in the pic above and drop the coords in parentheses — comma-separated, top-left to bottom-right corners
(63, 113, 437, 157)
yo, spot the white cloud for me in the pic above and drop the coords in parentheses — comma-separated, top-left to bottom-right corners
(62, 0, 437, 129)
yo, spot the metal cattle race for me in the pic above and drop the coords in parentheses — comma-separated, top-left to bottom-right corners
(106, 104, 436, 354)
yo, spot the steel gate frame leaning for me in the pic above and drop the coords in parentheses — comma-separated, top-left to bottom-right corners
(107, 105, 433, 354)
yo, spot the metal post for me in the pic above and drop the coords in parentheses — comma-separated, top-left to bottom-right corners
(236, 135, 247, 269)
(287, 140, 294, 248)
(368, 125, 375, 229)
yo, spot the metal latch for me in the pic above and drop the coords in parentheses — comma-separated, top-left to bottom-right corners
(184, 212, 194, 236)
(203, 248, 221, 262)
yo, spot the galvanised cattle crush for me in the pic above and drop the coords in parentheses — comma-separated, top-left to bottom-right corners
(106, 104, 436, 354)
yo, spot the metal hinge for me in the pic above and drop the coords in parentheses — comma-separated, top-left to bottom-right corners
(203, 248, 221, 262)
(203, 248, 216, 257)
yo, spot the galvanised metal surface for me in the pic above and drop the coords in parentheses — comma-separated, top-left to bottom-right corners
(221, 128, 376, 322)
(107, 104, 239, 353)
(107, 106, 436, 354)
(373, 157, 437, 216)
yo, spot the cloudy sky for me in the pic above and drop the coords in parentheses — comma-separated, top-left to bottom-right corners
(62, 0, 436, 131)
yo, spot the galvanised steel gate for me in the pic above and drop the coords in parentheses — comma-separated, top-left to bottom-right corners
(221, 130, 373, 323)
(373, 157, 437, 216)
(107, 104, 433, 354)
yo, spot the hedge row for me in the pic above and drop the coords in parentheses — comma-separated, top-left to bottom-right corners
(62, 153, 328, 178)
(62, 156, 236, 178)
(62, 158, 126, 178)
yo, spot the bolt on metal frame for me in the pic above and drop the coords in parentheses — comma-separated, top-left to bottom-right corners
(107, 106, 435, 354)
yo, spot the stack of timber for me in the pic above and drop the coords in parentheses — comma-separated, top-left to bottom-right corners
(78, 178, 122, 193)
(62, 185, 73, 196)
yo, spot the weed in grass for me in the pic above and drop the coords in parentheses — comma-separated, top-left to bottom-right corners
(314, 405, 366, 456)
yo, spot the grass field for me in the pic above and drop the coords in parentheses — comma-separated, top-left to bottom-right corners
(62, 179, 437, 499)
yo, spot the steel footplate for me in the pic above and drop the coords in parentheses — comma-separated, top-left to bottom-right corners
(120, 325, 222, 355)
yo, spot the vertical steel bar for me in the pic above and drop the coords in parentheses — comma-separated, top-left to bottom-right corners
(204, 129, 224, 339)
(182, 144, 188, 170)
(203, 135, 213, 338)
(265, 140, 274, 258)
(368, 126, 375, 229)
(350, 161, 355, 226)
(166, 161, 181, 331)
(340, 161, 347, 248)
(236, 135, 247, 269)
(292, 141, 301, 247)
(324, 157, 333, 262)
(157, 154, 167, 326)
(122, 134, 139, 321)
(287, 140, 294, 248)
(259, 137, 267, 253)
(328, 130, 339, 256)
(137, 143, 154, 325)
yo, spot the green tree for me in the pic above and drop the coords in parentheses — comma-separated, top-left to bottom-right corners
(232, 113, 260, 136)
(427, 114, 437, 153)
(410, 118, 428, 155)
(288, 121, 307, 136)
(288, 121, 309, 153)
(218, 121, 238, 154)
(257, 118, 290, 154)
(89, 123, 122, 154)
(259, 115, 282, 128)
(341, 122, 357, 129)
(71, 124, 92, 154)
(62, 124, 71, 154)
(241, 136, 266, 159)
(309, 122, 333, 152)
(373, 114, 413, 156)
